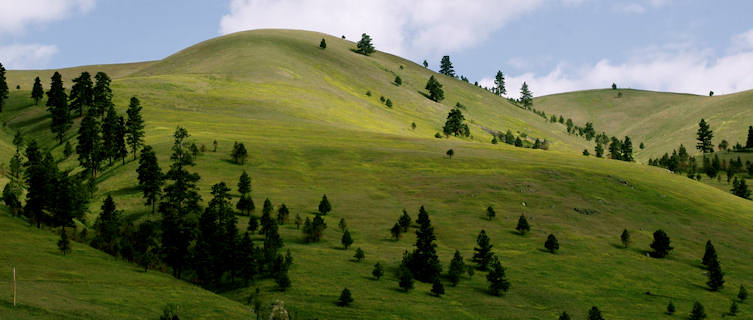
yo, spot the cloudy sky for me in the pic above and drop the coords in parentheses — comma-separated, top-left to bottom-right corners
(1, 0, 752, 97)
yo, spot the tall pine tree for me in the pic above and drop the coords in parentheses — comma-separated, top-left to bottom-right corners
(76, 108, 102, 177)
(31, 76, 44, 105)
(125, 96, 145, 160)
(93, 72, 113, 118)
(69, 72, 94, 117)
(46, 72, 71, 143)
(137, 145, 163, 214)
(696, 118, 714, 153)
(472, 230, 494, 270)
(405, 206, 441, 282)
(0, 62, 7, 113)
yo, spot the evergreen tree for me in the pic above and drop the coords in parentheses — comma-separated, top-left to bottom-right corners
(520, 82, 533, 109)
(443, 108, 470, 137)
(394, 75, 402, 86)
(486, 256, 510, 296)
(702, 240, 717, 268)
(446, 149, 454, 159)
(425, 75, 445, 102)
(52, 170, 88, 230)
(275, 269, 291, 291)
(31, 76, 44, 105)
(260, 198, 274, 235)
(431, 278, 445, 297)
(706, 256, 724, 291)
(739, 285, 748, 302)
(666, 301, 675, 315)
(102, 105, 119, 164)
(115, 116, 128, 164)
(397, 262, 414, 291)
(372, 262, 384, 280)
(134, 220, 159, 272)
(516, 215, 530, 235)
(236, 170, 254, 215)
(558, 312, 571, 320)
(341, 229, 353, 249)
(620, 229, 630, 248)
(746, 126, 753, 149)
(689, 301, 706, 320)
(731, 177, 751, 199)
(354, 247, 365, 262)
(338, 218, 347, 231)
(93, 72, 113, 118)
(303, 214, 327, 242)
(439, 56, 455, 77)
(728, 300, 738, 316)
(136, 146, 163, 214)
(398, 209, 412, 232)
(514, 137, 523, 147)
(69, 72, 94, 117)
(472, 230, 494, 270)
(545, 234, 559, 253)
(649, 229, 673, 258)
(391, 222, 401, 240)
(77, 108, 103, 177)
(318, 194, 332, 214)
(63, 141, 73, 159)
(231, 142, 248, 164)
(505, 130, 515, 144)
(587, 306, 604, 320)
(2, 182, 22, 216)
(696, 118, 714, 153)
(92, 195, 122, 255)
(46, 72, 71, 143)
(486, 206, 496, 220)
(621, 136, 634, 161)
(319, 38, 327, 49)
(595, 142, 604, 158)
(609, 136, 622, 160)
(125, 97, 145, 160)
(356, 33, 375, 55)
(247, 215, 259, 233)
(423, 60, 428, 68)
(277, 204, 289, 224)
(337, 288, 353, 306)
(23, 140, 49, 228)
(494, 70, 506, 95)
(405, 206, 441, 282)
(58, 228, 72, 255)
(238, 232, 257, 285)
(448, 250, 466, 286)
(0, 62, 6, 113)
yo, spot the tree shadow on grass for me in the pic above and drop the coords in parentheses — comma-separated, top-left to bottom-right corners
(417, 91, 431, 100)
(109, 185, 141, 197)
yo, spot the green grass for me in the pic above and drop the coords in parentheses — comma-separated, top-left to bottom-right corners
(2, 29, 753, 319)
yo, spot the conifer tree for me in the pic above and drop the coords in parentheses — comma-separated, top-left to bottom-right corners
(486, 256, 510, 296)
(431, 278, 445, 297)
(275, 269, 291, 291)
(338, 218, 347, 231)
(341, 229, 353, 249)
(423, 60, 428, 68)
(318, 194, 332, 214)
(2, 182, 22, 216)
(649, 229, 673, 258)
(102, 105, 119, 165)
(689, 301, 706, 320)
(247, 215, 258, 233)
(372, 262, 384, 280)
(46, 72, 71, 143)
(728, 301, 738, 316)
(443, 108, 470, 137)
(69, 72, 94, 117)
(391, 223, 401, 240)
(277, 204, 289, 224)
(394, 75, 402, 86)
(125, 97, 145, 159)
(439, 56, 455, 77)
(319, 38, 327, 49)
(77, 108, 102, 177)
(696, 118, 714, 153)
(621, 136, 634, 161)
(115, 116, 128, 164)
(620, 229, 630, 248)
(58, 228, 72, 255)
(230, 142, 248, 164)
(23, 140, 48, 228)
(494, 70, 506, 95)
(472, 230, 494, 270)
(356, 33, 375, 55)
(738, 285, 748, 302)
(558, 312, 571, 320)
(731, 177, 751, 199)
(746, 126, 753, 149)
(587, 306, 604, 320)
(448, 250, 466, 286)
(702, 240, 717, 267)
(666, 301, 675, 315)
(514, 137, 523, 147)
(92, 195, 122, 255)
(425, 75, 445, 102)
(93, 72, 113, 118)
(398, 209, 411, 232)
(397, 263, 414, 291)
(354, 247, 365, 262)
(236, 170, 254, 215)
(545, 234, 559, 253)
(405, 206, 441, 282)
(516, 215, 530, 235)
(0, 62, 6, 113)
(520, 82, 533, 109)
(31, 76, 44, 105)
(260, 198, 274, 235)
(337, 288, 353, 306)
(137, 146, 163, 214)
(486, 206, 496, 220)
(595, 142, 604, 158)
(706, 256, 724, 291)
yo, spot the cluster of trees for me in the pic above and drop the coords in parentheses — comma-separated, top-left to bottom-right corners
(442, 108, 469, 137)
(425, 75, 444, 102)
(0, 62, 7, 113)
(231, 142, 248, 164)
(491, 129, 550, 150)
(355, 33, 375, 56)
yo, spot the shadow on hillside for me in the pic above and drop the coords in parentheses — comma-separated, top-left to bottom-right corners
(417, 91, 431, 100)
(109, 185, 141, 197)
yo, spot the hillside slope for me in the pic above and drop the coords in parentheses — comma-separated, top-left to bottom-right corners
(2, 29, 753, 319)
(534, 88, 753, 160)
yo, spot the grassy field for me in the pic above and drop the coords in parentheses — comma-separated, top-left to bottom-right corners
(2, 29, 753, 319)
(534, 88, 753, 162)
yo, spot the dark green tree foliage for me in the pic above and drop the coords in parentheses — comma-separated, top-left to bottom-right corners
(439, 56, 455, 77)
(545, 234, 559, 253)
(558, 312, 571, 320)
(194, 182, 239, 287)
(318, 194, 332, 214)
(125, 97, 145, 159)
(394, 75, 402, 86)
(93, 72, 113, 118)
(2, 182, 22, 216)
(115, 116, 128, 164)
(0, 63, 6, 113)
(621, 136, 634, 161)
(236, 171, 254, 215)
(423, 60, 428, 68)
(587, 306, 604, 320)
(446, 149, 454, 159)
(319, 38, 327, 49)
(238, 232, 257, 285)
(275, 269, 291, 292)
(303, 214, 327, 242)
(337, 288, 353, 306)
(341, 229, 353, 249)
(431, 278, 445, 297)
(12, 130, 23, 150)
(137, 146, 163, 214)
(448, 250, 466, 286)
(746, 126, 753, 149)
(46, 72, 72, 143)
(425, 75, 444, 102)
(696, 118, 714, 153)
(102, 105, 120, 164)
(472, 230, 494, 270)
(516, 215, 530, 234)
(356, 33, 375, 55)
(706, 255, 724, 291)
(494, 70, 506, 95)
(263, 219, 283, 262)
(731, 177, 751, 199)
(515, 137, 523, 147)
(260, 198, 274, 235)
(247, 215, 259, 232)
(666, 301, 675, 315)
(486, 256, 510, 296)
(63, 141, 73, 159)
(486, 206, 496, 220)
(609, 136, 622, 160)
(92, 195, 121, 255)
(277, 204, 289, 224)
(160, 127, 201, 279)
(231, 142, 248, 164)
(58, 228, 72, 255)
(520, 82, 533, 109)
(595, 142, 604, 158)
(702, 240, 717, 267)
(728, 301, 738, 316)
(398, 209, 411, 232)
(31, 76, 44, 105)
(52, 169, 88, 229)
(649, 229, 673, 258)
(23, 140, 49, 228)
(338, 218, 347, 231)
(354, 247, 365, 262)
(689, 301, 706, 320)
(390, 223, 401, 240)
(397, 263, 414, 291)
(405, 206, 441, 282)
(504, 130, 515, 144)
(442, 108, 470, 137)
(372, 262, 384, 280)
(69, 72, 94, 117)
(77, 109, 102, 177)
(159, 303, 180, 320)
(620, 229, 630, 248)
(739, 285, 748, 302)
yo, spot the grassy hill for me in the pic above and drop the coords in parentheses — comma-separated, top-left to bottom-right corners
(2, 29, 753, 319)
(534, 88, 753, 161)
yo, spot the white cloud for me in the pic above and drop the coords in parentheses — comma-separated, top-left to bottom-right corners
(612, 3, 646, 14)
(219, 0, 552, 59)
(0, 44, 59, 69)
(731, 29, 753, 52)
(0, 0, 94, 35)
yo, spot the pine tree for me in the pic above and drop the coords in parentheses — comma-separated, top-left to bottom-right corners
(58, 228, 72, 255)
(2, 182, 22, 216)
(69, 72, 94, 117)
(277, 204, 289, 224)
(728, 300, 738, 316)
(515, 137, 523, 147)
(706, 256, 724, 291)
(260, 198, 274, 235)
(231, 142, 248, 164)
(63, 141, 73, 159)
(354, 247, 365, 262)
(391, 223, 401, 240)
(0, 63, 7, 113)
(621, 136, 634, 161)
(337, 218, 347, 231)
(431, 278, 445, 297)
(137, 146, 163, 214)
(595, 142, 604, 158)
(650, 229, 673, 258)
(247, 215, 258, 233)
(46, 72, 71, 144)
(397, 263, 414, 291)
(486, 206, 496, 220)
(398, 209, 412, 232)
(406, 206, 441, 282)
(587, 306, 604, 320)
(439, 56, 455, 77)
(372, 262, 384, 280)
(102, 105, 119, 164)
(666, 301, 675, 315)
(739, 285, 748, 302)
(425, 75, 444, 102)
(486, 256, 510, 296)
(446, 149, 454, 159)
(31, 76, 44, 105)
(93, 72, 113, 118)
(494, 70, 506, 96)
(319, 38, 327, 49)
(746, 126, 753, 149)
(356, 33, 375, 55)
(696, 118, 714, 153)
(125, 97, 145, 160)
(689, 301, 706, 320)
(472, 230, 494, 270)
(115, 116, 128, 164)
(516, 215, 530, 235)
(545, 234, 559, 253)
(341, 229, 353, 249)
(294, 214, 302, 229)
(303, 214, 327, 242)
(448, 250, 466, 286)
(558, 312, 571, 320)
(318, 194, 332, 214)
(620, 229, 630, 248)
(77, 109, 102, 177)
(275, 269, 291, 292)
(236, 170, 254, 215)
(423, 60, 428, 68)
(394, 75, 402, 86)
(443, 108, 470, 137)
(23, 140, 49, 228)
(337, 288, 353, 306)
(731, 177, 751, 199)
(92, 195, 122, 255)
(702, 240, 717, 267)
(520, 82, 533, 109)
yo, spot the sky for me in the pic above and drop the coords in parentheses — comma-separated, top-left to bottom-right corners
(1, 0, 752, 98)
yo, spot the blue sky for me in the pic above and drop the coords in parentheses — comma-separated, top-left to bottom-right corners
(1, 0, 752, 97)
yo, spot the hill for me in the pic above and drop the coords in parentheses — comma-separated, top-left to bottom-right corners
(2, 29, 753, 319)
(534, 88, 753, 161)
